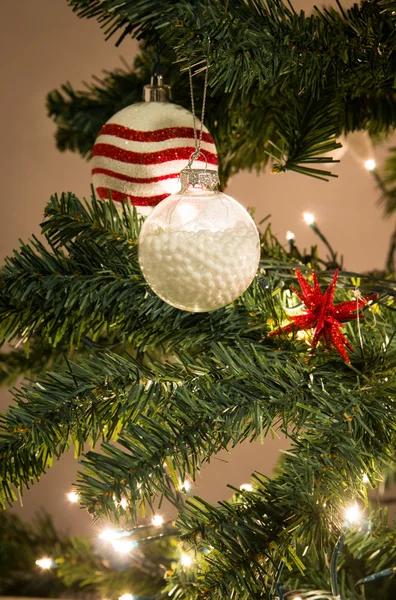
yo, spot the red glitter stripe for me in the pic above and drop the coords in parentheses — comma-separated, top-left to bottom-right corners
(92, 167, 180, 184)
(91, 144, 218, 166)
(99, 123, 215, 145)
(96, 187, 169, 206)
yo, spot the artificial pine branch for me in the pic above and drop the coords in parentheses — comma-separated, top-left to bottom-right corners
(0, 336, 70, 387)
(1, 322, 396, 595)
(378, 146, 396, 217)
(2, 192, 395, 357)
(49, 0, 396, 182)
(1, 1, 396, 598)
(1, 193, 278, 352)
(2, 509, 395, 600)
(46, 45, 394, 183)
(1, 195, 396, 597)
(0, 350, 173, 508)
(65, 0, 396, 99)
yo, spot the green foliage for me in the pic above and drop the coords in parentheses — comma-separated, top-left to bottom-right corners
(0, 337, 69, 387)
(2, 1, 396, 598)
(66, 0, 396, 98)
(0, 193, 396, 598)
(47, 1, 396, 182)
(278, 510, 396, 599)
(379, 147, 396, 217)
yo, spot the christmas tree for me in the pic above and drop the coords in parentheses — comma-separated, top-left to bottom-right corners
(1, 1, 396, 598)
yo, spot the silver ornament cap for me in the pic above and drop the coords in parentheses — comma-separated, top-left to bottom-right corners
(143, 74, 172, 102)
(180, 168, 220, 192)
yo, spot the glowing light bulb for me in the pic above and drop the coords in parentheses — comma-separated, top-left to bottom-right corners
(345, 503, 361, 525)
(286, 230, 295, 242)
(296, 330, 311, 342)
(240, 483, 253, 492)
(119, 594, 134, 600)
(35, 557, 54, 569)
(181, 479, 191, 492)
(303, 212, 315, 226)
(111, 539, 136, 554)
(99, 528, 126, 541)
(293, 596, 303, 600)
(66, 490, 80, 503)
(364, 159, 376, 171)
(362, 473, 369, 484)
(152, 514, 164, 527)
(180, 553, 193, 567)
(120, 497, 128, 509)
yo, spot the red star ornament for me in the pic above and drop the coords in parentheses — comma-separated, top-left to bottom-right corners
(269, 269, 377, 363)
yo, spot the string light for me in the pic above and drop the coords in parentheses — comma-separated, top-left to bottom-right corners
(99, 528, 127, 541)
(118, 594, 134, 600)
(296, 330, 311, 343)
(111, 539, 136, 554)
(113, 495, 129, 509)
(180, 553, 193, 567)
(35, 557, 54, 569)
(182, 479, 191, 492)
(303, 212, 315, 226)
(364, 159, 376, 171)
(177, 479, 191, 492)
(302, 211, 338, 266)
(151, 514, 164, 527)
(362, 473, 369, 483)
(286, 230, 295, 242)
(66, 490, 80, 503)
(345, 503, 361, 525)
(240, 483, 253, 492)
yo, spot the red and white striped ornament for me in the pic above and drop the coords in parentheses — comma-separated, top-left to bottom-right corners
(91, 82, 218, 214)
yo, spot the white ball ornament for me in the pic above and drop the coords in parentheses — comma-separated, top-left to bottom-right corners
(138, 168, 261, 312)
(91, 76, 218, 215)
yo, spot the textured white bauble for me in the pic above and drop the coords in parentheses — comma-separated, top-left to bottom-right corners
(138, 169, 260, 312)
(91, 79, 218, 213)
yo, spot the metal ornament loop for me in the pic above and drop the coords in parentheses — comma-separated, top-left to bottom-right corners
(186, 149, 208, 170)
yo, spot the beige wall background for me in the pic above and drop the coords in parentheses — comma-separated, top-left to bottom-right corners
(0, 0, 394, 538)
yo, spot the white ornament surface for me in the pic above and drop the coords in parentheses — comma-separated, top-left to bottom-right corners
(139, 227, 260, 312)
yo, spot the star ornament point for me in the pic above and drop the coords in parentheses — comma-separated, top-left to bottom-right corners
(269, 269, 377, 362)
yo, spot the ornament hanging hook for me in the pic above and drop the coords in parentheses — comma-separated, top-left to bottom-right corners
(152, 37, 162, 78)
(186, 149, 208, 170)
(187, 39, 210, 170)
